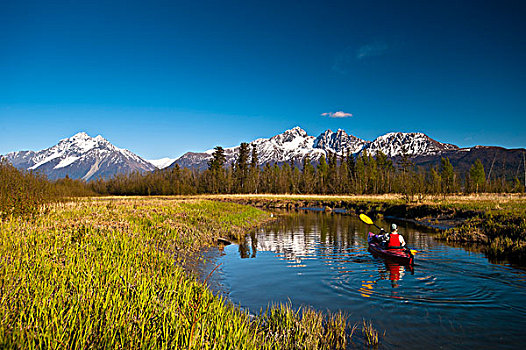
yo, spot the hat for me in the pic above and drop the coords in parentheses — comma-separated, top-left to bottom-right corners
(391, 223, 398, 231)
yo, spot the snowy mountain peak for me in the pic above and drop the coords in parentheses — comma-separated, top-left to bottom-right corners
(268, 127, 312, 148)
(71, 131, 90, 139)
(365, 132, 458, 157)
(314, 128, 369, 154)
(288, 126, 308, 135)
(3, 132, 155, 180)
(271, 126, 308, 142)
(52, 132, 118, 157)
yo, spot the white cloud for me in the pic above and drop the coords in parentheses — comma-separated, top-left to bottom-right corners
(321, 111, 353, 118)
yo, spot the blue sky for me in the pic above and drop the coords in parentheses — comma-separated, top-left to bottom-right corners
(1, 0, 525, 159)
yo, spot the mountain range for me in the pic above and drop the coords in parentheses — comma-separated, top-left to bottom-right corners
(171, 126, 459, 170)
(2, 128, 524, 181)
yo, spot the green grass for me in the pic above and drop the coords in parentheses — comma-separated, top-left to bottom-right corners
(437, 211, 526, 263)
(0, 197, 368, 349)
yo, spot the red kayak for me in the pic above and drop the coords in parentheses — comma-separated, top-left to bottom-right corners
(368, 232, 414, 265)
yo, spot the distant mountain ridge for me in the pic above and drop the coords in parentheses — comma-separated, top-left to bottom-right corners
(2, 132, 155, 180)
(172, 126, 460, 170)
(2, 127, 523, 181)
(365, 132, 458, 157)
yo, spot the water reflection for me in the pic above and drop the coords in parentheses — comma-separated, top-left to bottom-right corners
(202, 210, 526, 349)
(233, 211, 431, 300)
(238, 211, 369, 261)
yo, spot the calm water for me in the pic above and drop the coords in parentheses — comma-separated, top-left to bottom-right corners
(201, 211, 526, 349)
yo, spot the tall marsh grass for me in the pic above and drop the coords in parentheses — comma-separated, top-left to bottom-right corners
(0, 198, 367, 349)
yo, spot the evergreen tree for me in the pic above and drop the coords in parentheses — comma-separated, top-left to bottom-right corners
(375, 150, 392, 193)
(261, 163, 273, 193)
(280, 162, 292, 193)
(317, 155, 328, 193)
(208, 146, 226, 171)
(355, 154, 366, 194)
(208, 146, 226, 193)
(234, 142, 250, 192)
(346, 149, 356, 192)
(469, 159, 486, 193)
(248, 144, 259, 193)
(440, 157, 455, 194)
(327, 151, 338, 194)
(288, 158, 300, 193)
(272, 163, 281, 193)
(301, 156, 315, 194)
(339, 151, 350, 193)
(365, 152, 378, 193)
(429, 167, 441, 195)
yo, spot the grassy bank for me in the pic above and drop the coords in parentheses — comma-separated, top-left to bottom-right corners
(0, 197, 368, 349)
(201, 194, 526, 265)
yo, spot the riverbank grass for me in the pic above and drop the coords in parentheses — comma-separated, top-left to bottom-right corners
(0, 197, 365, 349)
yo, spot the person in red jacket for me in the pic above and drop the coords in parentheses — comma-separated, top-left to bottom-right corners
(387, 223, 406, 248)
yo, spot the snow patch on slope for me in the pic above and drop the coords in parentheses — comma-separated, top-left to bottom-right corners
(54, 156, 80, 169)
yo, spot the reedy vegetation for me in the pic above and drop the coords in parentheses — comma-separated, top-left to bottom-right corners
(0, 198, 366, 349)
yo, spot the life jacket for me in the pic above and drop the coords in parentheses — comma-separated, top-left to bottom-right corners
(388, 233, 401, 248)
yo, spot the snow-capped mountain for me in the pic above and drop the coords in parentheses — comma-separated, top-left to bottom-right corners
(172, 126, 325, 170)
(314, 129, 369, 154)
(251, 126, 325, 164)
(363, 132, 458, 157)
(3, 132, 156, 180)
(147, 157, 176, 169)
(2, 127, 478, 180)
(172, 127, 455, 170)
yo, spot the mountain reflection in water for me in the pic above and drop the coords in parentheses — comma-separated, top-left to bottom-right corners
(203, 210, 526, 349)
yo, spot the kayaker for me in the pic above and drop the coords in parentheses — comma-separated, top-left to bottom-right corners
(387, 223, 406, 248)
(378, 228, 389, 245)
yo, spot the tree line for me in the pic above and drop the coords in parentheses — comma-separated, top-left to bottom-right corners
(92, 143, 525, 198)
(2, 143, 523, 218)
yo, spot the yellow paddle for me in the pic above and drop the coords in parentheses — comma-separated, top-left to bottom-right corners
(359, 213, 380, 229)
(359, 213, 418, 255)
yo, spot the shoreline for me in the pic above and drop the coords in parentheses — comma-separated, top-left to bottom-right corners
(202, 194, 526, 265)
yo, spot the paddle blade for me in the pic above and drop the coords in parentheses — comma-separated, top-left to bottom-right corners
(359, 214, 374, 225)
(410, 250, 418, 255)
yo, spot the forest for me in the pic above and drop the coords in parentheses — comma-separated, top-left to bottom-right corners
(2, 143, 525, 218)
(90, 144, 524, 198)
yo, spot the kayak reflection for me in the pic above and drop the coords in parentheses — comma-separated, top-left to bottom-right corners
(359, 260, 414, 298)
(370, 246, 414, 276)
(381, 260, 414, 288)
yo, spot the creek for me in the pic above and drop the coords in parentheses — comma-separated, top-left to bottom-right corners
(201, 210, 526, 349)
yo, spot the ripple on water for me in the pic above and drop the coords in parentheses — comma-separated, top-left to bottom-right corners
(201, 212, 526, 349)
